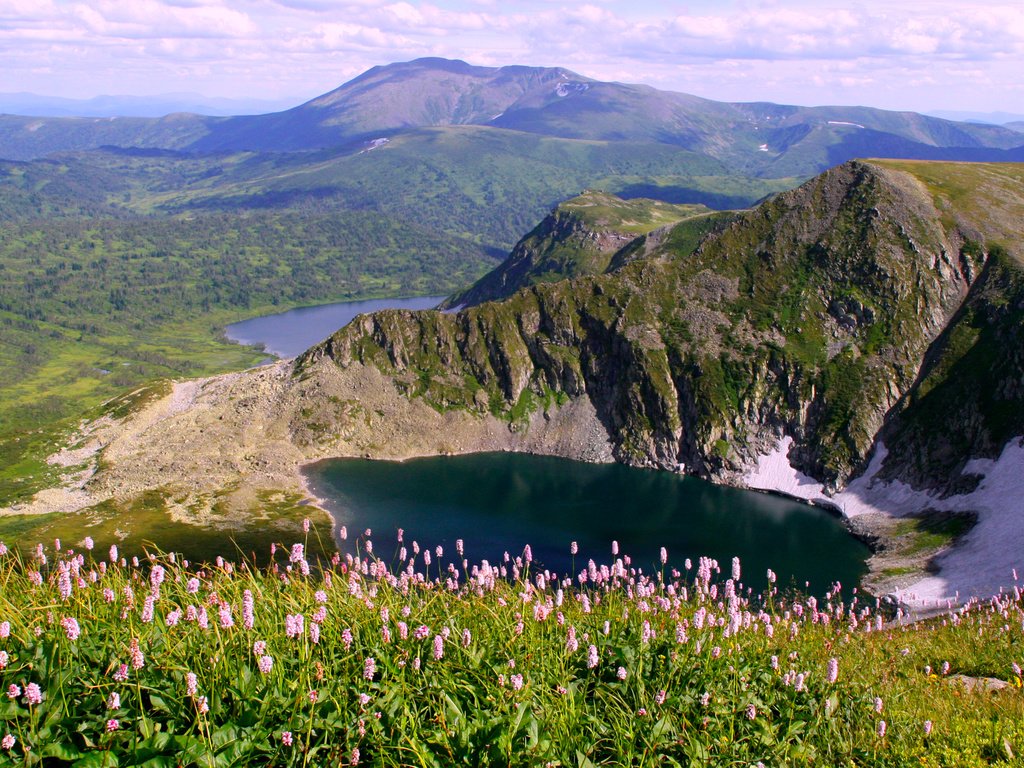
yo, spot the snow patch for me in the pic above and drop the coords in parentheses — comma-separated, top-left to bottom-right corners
(359, 138, 389, 153)
(744, 436, 1024, 607)
(745, 436, 829, 505)
(758, 143, 769, 152)
(555, 82, 589, 98)
(827, 120, 866, 129)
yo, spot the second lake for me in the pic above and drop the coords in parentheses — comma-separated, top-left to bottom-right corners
(224, 295, 445, 358)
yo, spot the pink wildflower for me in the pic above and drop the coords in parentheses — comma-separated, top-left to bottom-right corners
(0, 734, 13, 750)
(107, 692, 120, 710)
(258, 655, 274, 674)
(359, 692, 371, 707)
(185, 672, 198, 697)
(510, 674, 524, 691)
(826, 657, 839, 684)
(923, 720, 933, 737)
(877, 720, 887, 739)
(140, 596, 155, 624)
(281, 731, 293, 747)
(106, 719, 120, 732)
(587, 645, 599, 669)
(873, 696, 884, 713)
(112, 664, 129, 682)
(363, 657, 376, 681)
(23, 683, 42, 706)
(6, 684, 20, 700)
(0, 621, 8, 638)
(0, 651, 7, 670)
(746, 704, 756, 720)
(129, 638, 145, 670)
(433, 634, 444, 660)
(565, 626, 579, 653)
(309, 623, 320, 644)
(242, 590, 255, 630)
(616, 667, 627, 681)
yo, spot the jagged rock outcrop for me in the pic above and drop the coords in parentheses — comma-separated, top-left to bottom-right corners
(30, 159, 1023, 604)
(303, 161, 1018, 491)
(442, 191, 718, 309)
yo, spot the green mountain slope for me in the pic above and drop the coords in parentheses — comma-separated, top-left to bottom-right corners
(443, 191, 732, 308)
(2, 58, 1022, 180)
(302, 160, 1022, 493)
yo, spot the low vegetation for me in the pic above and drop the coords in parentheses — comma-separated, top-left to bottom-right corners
(0, 529, 1022, 766)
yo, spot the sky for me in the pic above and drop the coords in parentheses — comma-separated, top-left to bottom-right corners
(2, 0, 1023, 114)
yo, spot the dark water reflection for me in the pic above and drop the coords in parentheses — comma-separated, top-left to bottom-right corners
(306, 452, 869, 596)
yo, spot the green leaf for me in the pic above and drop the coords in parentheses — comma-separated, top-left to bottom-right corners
(41, 741, 84, 760)
(73, 753, 120, 768)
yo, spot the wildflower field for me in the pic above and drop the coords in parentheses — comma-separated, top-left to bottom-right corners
(0, 525, 1023, 767)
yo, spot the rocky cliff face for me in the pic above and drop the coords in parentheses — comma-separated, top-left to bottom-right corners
(30, 159, 1022, 604)
(442, 191, 717, 309)
(302, 161, 1021, 495)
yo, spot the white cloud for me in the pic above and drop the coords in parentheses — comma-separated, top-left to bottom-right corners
(0, 0, 1020, 112)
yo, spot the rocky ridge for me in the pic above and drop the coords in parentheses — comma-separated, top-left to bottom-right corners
(10, 159, 1024, 605)
(442, 191, 721, 308)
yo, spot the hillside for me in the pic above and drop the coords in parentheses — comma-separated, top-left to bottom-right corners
(443, 191, 730, 308)
(9, 160, 1023, 609)
(2, 58, 1023, 180)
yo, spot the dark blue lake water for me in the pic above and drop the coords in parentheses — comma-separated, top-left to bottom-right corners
(305, 452, 869, 595)
(224, 296, 444, 358)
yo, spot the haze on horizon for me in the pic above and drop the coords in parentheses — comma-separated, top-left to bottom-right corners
(1, 0, 1022, 117)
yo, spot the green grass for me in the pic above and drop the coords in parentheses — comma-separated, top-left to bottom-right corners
(0, 484, 335, 566)
(889, 514, 976, 556)
(0, 536, 1022, 766)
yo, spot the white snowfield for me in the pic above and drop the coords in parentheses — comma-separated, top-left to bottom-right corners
(826, 120, 866, 128)
(745, 435, 1024, 609)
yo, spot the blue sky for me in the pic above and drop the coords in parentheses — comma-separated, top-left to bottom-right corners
(1, 0, 1022, 113)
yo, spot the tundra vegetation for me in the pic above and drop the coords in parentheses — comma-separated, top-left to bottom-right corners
(0, 530, 1022, 766)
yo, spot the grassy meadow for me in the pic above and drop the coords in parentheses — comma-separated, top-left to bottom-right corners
(0, 528, 1022, 766)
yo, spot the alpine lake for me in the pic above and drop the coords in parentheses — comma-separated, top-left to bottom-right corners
(6, 296, 870, 595)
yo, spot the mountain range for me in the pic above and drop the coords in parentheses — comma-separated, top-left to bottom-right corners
(2, 58, 1024, 178)
(1, 59, 1023, 606)
(13, 157, 1019, 606)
